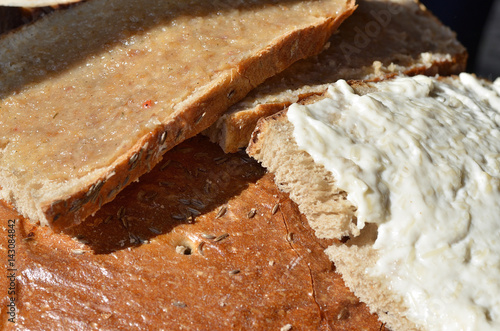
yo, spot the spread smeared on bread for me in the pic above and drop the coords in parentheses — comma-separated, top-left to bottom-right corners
(248, 74, 500, 330)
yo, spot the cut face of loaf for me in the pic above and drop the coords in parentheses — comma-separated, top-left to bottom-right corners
(248, 74, 500, 331)
(204, 0, 467, 153)
(0, 0, 356, 230)
(247, 108, 360, 240)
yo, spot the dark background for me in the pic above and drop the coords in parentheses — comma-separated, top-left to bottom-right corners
(420, 0, 496, 76)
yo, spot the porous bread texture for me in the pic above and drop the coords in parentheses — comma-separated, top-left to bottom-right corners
(326, 241, 422, 331)
(247, 111, 359, 240)
(205, 0, 467, 153)
(0, 0, 356, 230)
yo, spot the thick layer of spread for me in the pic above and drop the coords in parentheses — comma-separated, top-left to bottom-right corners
(0, 0, 348, 206)
(288, 74, 500, 330)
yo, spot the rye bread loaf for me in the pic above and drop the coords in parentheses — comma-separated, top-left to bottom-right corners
(0, 0, 355, 231)
(204, 0, 467, 153)
(247, 74, 500, 331)
(0, 135, 388, 330)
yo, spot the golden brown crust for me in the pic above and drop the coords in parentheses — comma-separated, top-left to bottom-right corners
(0, 136, 388, 330)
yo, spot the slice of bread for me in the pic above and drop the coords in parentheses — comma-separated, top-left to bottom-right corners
(205, 0, 467, 153)
(0, 0, 356, 230)
(247, 74, 500, 331)
(0, 135, 388, 330)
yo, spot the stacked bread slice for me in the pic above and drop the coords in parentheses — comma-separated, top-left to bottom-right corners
(204, 0, 467, 153)
(0, 0, 355, 230)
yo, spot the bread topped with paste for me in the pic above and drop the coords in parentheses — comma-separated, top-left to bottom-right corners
(248, 73, 500, 330)
(3, 0, 497, 330)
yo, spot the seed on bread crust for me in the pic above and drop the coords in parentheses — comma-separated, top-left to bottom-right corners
(272, 203, 280, 215)
(160, 160, 172, 171)
(215, 206, 227, 219)
(214, 233, 229, 242)
(117, 206, 125, 219)
(247, 208, 257, 218)
(197, 242, 205, 256)
(159, 131, 167, 145)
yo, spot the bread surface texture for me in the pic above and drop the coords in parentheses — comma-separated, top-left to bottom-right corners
(0, 136, 389, 331)
(248, 74, 500, 331)
(247, 111, 359, 239)
(0, 0, 355, 230)
(205, 0, 467, 153)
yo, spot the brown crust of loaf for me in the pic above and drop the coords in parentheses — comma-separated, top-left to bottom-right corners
(204, 0, 468, 153)
(17, 0, 357, 231)
(0, 136, 388, 330)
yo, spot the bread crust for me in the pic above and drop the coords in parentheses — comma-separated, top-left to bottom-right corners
(0, 0, 356, 231)
(205, 0, 468, 153)
(0, 136, 388, 330)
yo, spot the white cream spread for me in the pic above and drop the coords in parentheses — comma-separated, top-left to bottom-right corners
(287, 74, 500, 330)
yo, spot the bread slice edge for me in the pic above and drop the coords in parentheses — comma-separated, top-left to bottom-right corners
(1, 0, 356, 230)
